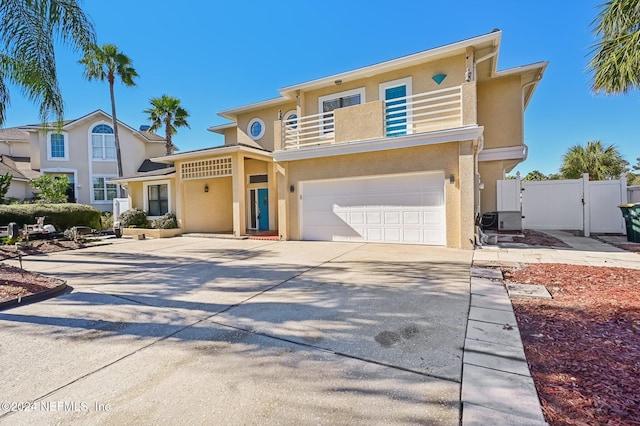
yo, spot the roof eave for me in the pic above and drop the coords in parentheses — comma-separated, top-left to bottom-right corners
(278, 30, 502, 97)
(207, 123, 236, 134)
(152, 144, 273, 164)
(217, 97, 290, 121)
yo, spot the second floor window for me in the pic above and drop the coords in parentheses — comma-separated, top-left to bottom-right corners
(50, 133, 66, 159)
(318, 88, 365, 134)
(91, 124, 116, 160)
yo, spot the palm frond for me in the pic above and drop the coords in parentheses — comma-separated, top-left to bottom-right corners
(0, 0, 96, 126)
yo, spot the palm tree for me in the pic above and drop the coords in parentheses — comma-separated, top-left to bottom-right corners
(0, 0, 95, 126)
(589, 0, 640, 94)
(144, 95, 190, 155)
(560, 140, 625, 180)
(79, 44, 138, 186)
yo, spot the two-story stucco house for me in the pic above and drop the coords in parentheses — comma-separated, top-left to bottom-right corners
(0, 110, 167, 210)
(116, 30, 546, 248)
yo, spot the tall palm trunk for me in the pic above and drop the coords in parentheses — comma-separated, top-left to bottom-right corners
(164, 117, 172, 155)
(108, 74, 124, 197)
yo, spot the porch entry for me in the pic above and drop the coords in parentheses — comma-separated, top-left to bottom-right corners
(249, 188, 269, 230)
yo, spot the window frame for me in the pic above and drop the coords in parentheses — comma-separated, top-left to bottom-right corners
(46, 131, 69, 161)
(91, 174, 119, 204)
(143, 179, 171, 218)
(283, 110, 298, 130)
(90, 123, 116, 162)
(317, 87, 366, 136)
(379, 77, 413, 137)
(247, 118, 265, 141)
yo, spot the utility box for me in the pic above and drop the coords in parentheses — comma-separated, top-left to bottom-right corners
(498, 211, 523, 231)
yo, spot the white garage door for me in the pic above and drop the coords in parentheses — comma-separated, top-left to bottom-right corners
(300, 172, 446, 245)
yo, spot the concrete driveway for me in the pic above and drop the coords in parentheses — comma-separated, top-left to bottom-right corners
(0, 237, 472, 425)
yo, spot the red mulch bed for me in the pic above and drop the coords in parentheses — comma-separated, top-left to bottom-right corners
(511, 229, 571, 248)
(505, 263, 640, 425)
(0, 239, 86, 260)
(1, 239, 85, 304)
(0, 264, 64, 303)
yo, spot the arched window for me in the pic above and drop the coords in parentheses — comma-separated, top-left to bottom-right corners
(91, 124, 116, 160)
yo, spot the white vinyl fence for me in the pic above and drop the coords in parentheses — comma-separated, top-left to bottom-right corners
(497, 173, 628, 236)
(113, 198, 130, 219)
(629, 186, 640, 203)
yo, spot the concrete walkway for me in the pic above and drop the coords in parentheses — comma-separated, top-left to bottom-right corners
(474, 229, 640, 269)
(462, 230, 640, 425)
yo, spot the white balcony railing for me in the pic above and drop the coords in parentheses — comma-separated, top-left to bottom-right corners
(282, 111, 335, 149)
(384, 85, 462, 137)
(282, 85, 463, 150)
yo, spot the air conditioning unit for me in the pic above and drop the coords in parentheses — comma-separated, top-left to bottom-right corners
(498, 211, 522, 231)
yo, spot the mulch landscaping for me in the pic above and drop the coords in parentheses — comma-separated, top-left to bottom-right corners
(0, 263, 65, 304)
(0, 239, 86, 260)
(0, 239, 86, 305)
(505, 263, 640, 425)
(510, 229, 571, 248)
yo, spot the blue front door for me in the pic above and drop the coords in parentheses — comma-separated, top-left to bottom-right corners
(257, 188, 269, 230)
(385, 85, 407, 136)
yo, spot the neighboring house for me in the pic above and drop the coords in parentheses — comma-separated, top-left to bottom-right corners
(115, 30, 546, 248)
(0, 110, 168, 210)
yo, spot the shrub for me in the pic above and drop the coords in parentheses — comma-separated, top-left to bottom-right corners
(100, 211, 114, 230)
(151, 212, 178, 229)
(30, 175, 70, 203)
(0, 203, 101, 230)
(118, 208, 149, 228)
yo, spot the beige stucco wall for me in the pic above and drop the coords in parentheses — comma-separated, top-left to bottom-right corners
(235, 103, 296, 152)
(5, 179, 30, 200)
(334, 101, 384, 143)
(127, 181, 144, 211)
(477, 75, 522, 150)
(181, 176, 233, 233)
(0, 141, 30, 157)
(223, 127, 238, 146)
(280, 142, 474, 249)
(145, 141, 167, 159)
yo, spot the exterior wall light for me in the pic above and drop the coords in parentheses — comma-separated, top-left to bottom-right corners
(289, 184, 295, 193)
(449, 174, 455, 184)
(204, 184, 209, 193)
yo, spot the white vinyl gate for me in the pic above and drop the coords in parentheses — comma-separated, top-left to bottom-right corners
(497, 173, 627, 235)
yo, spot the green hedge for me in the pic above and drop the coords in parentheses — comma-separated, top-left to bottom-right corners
(0, 203, 102, 231)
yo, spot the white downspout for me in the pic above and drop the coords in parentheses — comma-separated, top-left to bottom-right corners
(475, 135, 485, 216)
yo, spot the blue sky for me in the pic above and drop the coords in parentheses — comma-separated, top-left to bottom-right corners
(3, 0, 639, 175)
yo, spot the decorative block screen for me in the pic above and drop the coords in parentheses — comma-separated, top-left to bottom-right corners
(180, 157, 232, 180)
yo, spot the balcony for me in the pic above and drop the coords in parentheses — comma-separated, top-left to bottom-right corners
(279, 84, 474, 151)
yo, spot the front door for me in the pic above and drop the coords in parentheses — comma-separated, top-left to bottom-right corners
(257, 188, 269, 230)
(249, 188, 269, 230)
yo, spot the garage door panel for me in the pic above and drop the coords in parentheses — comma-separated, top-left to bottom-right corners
(301, 173, 446, 246)
(384, 211, 400, 224)
(424, 210, 444, 225)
